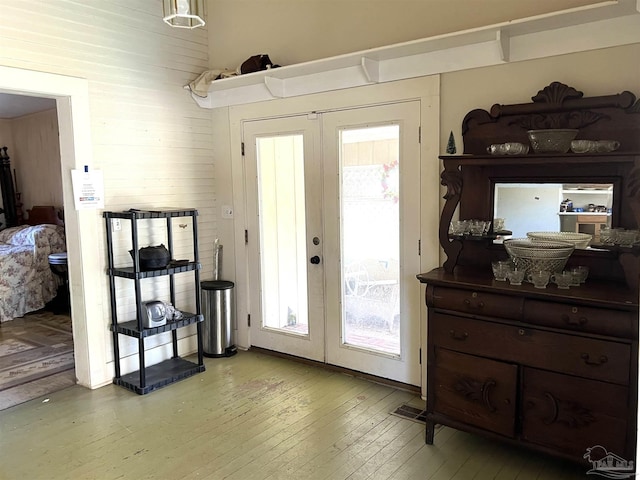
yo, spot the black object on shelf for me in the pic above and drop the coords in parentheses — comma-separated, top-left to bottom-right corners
(104, 208, 205, 394)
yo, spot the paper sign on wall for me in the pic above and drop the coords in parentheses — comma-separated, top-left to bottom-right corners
(71, 167, 104, 210)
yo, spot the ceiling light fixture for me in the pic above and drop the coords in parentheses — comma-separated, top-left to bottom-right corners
(163, 0, 205, 29)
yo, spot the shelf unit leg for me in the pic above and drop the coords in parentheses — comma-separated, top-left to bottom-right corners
(138, 337, 146, 389)
(172, 330, 178, 358)
(196, 322, 204, 366)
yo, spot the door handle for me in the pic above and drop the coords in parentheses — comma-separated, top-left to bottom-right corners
(310, 255, 321, 264)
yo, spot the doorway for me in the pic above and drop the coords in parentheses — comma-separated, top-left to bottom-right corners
(244, 102, 421, 385)
(0, 65, 107, 389)
(0, 96, 74, 408)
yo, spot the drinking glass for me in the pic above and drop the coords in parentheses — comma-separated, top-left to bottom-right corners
(506, 269, 525, 286)
(551, 271, 573, 289)
(571, 265, 589, 285)
(491, 261, 510, 281)
(527, 270, 550, 289)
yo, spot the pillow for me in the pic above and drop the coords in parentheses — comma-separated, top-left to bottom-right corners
(0, 225, 32, 245)
(0, 224, 65, 247)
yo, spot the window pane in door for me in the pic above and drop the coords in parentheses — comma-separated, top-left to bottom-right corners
(256, 135, 309, 335)
(340, 125, 400, 355)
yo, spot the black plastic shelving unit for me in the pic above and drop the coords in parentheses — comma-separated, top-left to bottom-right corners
(103, 208, 205, 394)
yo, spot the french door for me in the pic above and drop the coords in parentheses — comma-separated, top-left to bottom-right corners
(243, 102, 421, 385)
(244, 115, 325, 361)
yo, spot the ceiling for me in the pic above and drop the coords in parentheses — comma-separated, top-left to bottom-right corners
(0, 92, 56, 119)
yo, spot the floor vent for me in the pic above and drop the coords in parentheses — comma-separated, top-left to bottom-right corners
(391, 404, 427, 424)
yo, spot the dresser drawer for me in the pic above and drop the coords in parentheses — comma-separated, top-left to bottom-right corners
(430, 312, 631, 385)
(428, 286, 523, 320)
(522, 368, 629, 459)
(524, 299, 635, 338)
(432, 348, 517, 438)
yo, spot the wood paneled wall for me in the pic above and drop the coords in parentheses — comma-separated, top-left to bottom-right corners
(10, 109, 63, 213)
(0, 1, 215, 373)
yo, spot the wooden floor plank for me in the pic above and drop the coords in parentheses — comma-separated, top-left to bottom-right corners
(343, 421, 425, 480)
(0, 350, 596, 480)
(272, 393, 412, 480)
(242, 389, 411, 479)
(178, 371, 385, 479)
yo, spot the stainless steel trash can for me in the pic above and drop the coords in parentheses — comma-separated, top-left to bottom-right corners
(201, 280, 237, 357)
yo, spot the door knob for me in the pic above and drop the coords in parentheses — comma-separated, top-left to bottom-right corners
(310, 255, 321, 264)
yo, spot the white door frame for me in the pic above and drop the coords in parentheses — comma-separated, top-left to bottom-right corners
(0, 65, 107, 389)
(229, 75, 441, 391)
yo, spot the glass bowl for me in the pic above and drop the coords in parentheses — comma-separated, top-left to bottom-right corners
(527, 129, 579, 153)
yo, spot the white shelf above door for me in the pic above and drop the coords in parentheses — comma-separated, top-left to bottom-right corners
(187, 0, 640, 109)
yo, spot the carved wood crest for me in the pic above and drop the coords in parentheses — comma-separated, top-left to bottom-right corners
(461, 81, 639, 154)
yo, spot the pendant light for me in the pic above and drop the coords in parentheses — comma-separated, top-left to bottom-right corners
(163, 0, 205, 29)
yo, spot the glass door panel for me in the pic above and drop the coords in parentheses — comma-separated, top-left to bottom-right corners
(256, 135, 309, 335)
(341, 126, 400, 355)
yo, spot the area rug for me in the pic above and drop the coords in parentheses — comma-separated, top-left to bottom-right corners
(0, 310, 75, 410)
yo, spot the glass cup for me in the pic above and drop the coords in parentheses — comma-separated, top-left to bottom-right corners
(599, 227, 614, 245)
(449, 220, 466, 235)
(570, 139, 597, 153)
(527, 270, 550, 289)
(491, 261, 511, 281)
(595, 140, 620, 152)
(492, 217, 505, 232)
(569, 268, 582, 286)
(551, 271, 573, 289)
(506, 269, 525, 286)
(617, 230, 638, 247)
(469, 219, 486, 236)
(571, 265, 589, 284)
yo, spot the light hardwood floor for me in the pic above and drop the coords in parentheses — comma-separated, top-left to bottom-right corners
(0, 350, 587, 479)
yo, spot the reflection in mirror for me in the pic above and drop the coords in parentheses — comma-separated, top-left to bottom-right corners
(494, 183, 613, 239)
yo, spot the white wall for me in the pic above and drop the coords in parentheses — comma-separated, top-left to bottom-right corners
(0, 1, 216, 387)
(440, 44, 640, 155)
(207, 0, 601, 68)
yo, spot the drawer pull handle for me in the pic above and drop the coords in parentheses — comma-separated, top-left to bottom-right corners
(463, 299, 484, 309)
(482, 379, 497, 413)
(543, 392, 558, 425)
(581, 353, 608, 366)
(449, 330, 468, 341)
(561, 314, 587, 326)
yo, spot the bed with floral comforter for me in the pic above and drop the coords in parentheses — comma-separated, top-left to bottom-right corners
(0, 224, 66, 322)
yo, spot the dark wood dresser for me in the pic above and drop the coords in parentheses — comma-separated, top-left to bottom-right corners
(418, 82, 640, 466)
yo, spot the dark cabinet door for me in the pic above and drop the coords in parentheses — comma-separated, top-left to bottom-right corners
(521, 367, 630, 460)
(432, 348, 517, 438)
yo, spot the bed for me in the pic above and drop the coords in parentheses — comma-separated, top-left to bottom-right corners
(0, 221, 66, 323)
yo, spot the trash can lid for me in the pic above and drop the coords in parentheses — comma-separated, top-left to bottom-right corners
(48, 252, 68, 264)
(201, 279, 234, 290)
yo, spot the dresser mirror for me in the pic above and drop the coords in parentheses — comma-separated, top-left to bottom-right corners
(493, 182, 614, 239)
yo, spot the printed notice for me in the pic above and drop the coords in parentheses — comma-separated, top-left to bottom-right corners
(71, 168, 105, 210)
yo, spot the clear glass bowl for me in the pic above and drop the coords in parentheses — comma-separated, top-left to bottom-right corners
(527, 129, 579, 153)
